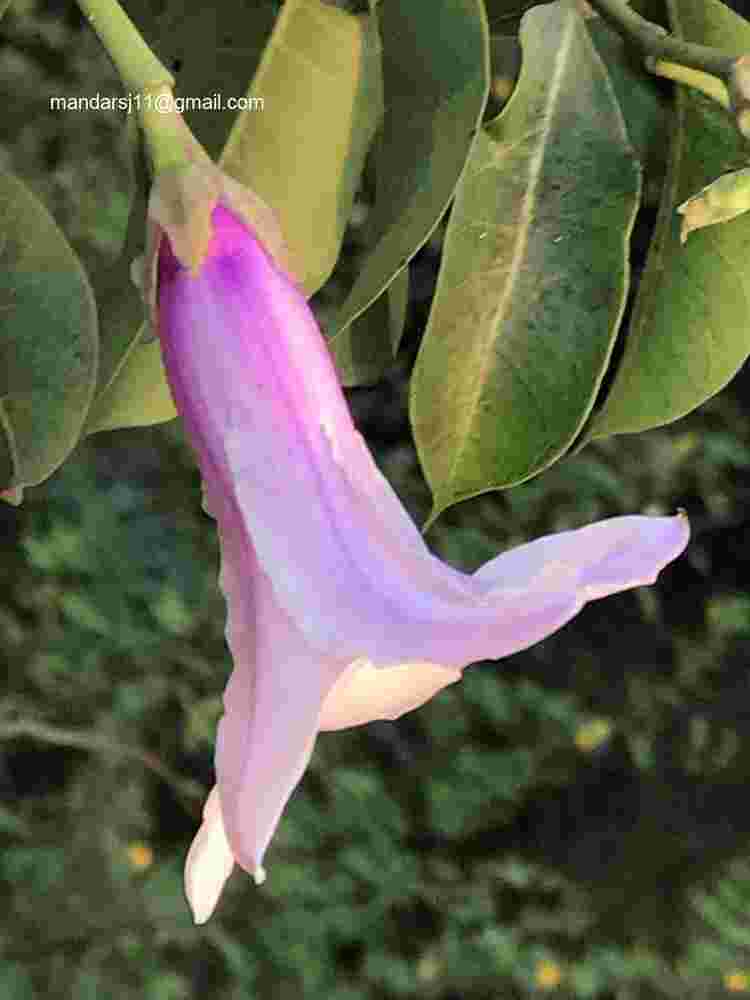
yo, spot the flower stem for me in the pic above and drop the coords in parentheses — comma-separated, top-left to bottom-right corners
(74, 0, 196, 173)
(75, 0, 174, 94)
(138, 88, 194, 174)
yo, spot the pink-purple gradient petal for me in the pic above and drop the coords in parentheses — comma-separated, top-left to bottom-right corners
(157, 204, 689, 923)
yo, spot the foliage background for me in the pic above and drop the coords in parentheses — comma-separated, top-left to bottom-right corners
(3, 1, 750, 997)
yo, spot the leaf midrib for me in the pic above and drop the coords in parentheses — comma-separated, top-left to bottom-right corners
(444, 5, 577, 495)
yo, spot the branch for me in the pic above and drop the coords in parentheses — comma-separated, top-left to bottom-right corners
(587, 0, 750, 137)
(586, 0, 735, 78)
(0, 717, 204, 818)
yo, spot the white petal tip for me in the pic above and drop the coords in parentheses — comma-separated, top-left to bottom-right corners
(253, 864, 267, 886)
(189, 901, 213, 926)
(183, 786, 235, 926)
(184, 869, 226, 925)
(185, 863, 225, 924)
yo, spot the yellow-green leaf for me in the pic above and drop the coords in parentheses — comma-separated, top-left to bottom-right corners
(411, 1, 640, 522)
(85, 323, 176, 434)
(82, 119, 161, 435)
(220, 0, 383, 295)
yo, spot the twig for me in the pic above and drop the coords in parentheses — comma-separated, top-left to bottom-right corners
(0, 717, 204, 817)
(586, 0, 750, 137)
(586, 0, 736, 79)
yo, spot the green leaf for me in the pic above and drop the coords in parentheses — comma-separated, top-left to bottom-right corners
(81, 119, 174, 436)
(329, 264, 409, 387)
(325, 100, 408, 386)
(484, 0, 537, 34)
(585, 14, 671, 183)
(0, 172, 98, 490)
(326, 0, 489, 354)
(410, 0, 640, 521)
(85, 324, 176, 434)
(485, 35, 522, 119)
(220, 0, 383, 295)
(589, 0, 750, 439)
(629, 0, 671, 22)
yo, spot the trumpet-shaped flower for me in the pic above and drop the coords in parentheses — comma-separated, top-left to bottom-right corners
(156, 202, 689, 924)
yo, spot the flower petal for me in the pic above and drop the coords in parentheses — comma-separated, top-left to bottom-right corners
(295, 512, 689, 670)
(473, 512, 690, 600)
(184, 786, 235, 925)
(159, 207, 690, 673)
(319, 659, 462, 731)
(215, 568, 343, 875)
(158, 207, 478, 644)
(395, 512, 690, 666)
(158, 202, 691, 922)
(320, 516, 690, 734)
(208, 492, 348, 876)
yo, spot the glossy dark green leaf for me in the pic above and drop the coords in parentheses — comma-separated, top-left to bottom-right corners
(585, 14, 671, 183)
(220, 0, 383, 295)
(330, 265, 409, 387)
(326, 0, 489, 355)
(0, 172, 98, 489)
(326, 100, 410, 386)
(589, 0, 750, 439)
(410, 1, 640, 522)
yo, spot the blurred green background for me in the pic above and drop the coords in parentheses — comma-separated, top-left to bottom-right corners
(4, 1, 750, 997)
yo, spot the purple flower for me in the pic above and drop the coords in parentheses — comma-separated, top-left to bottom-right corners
(156, 203, 688, 924)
